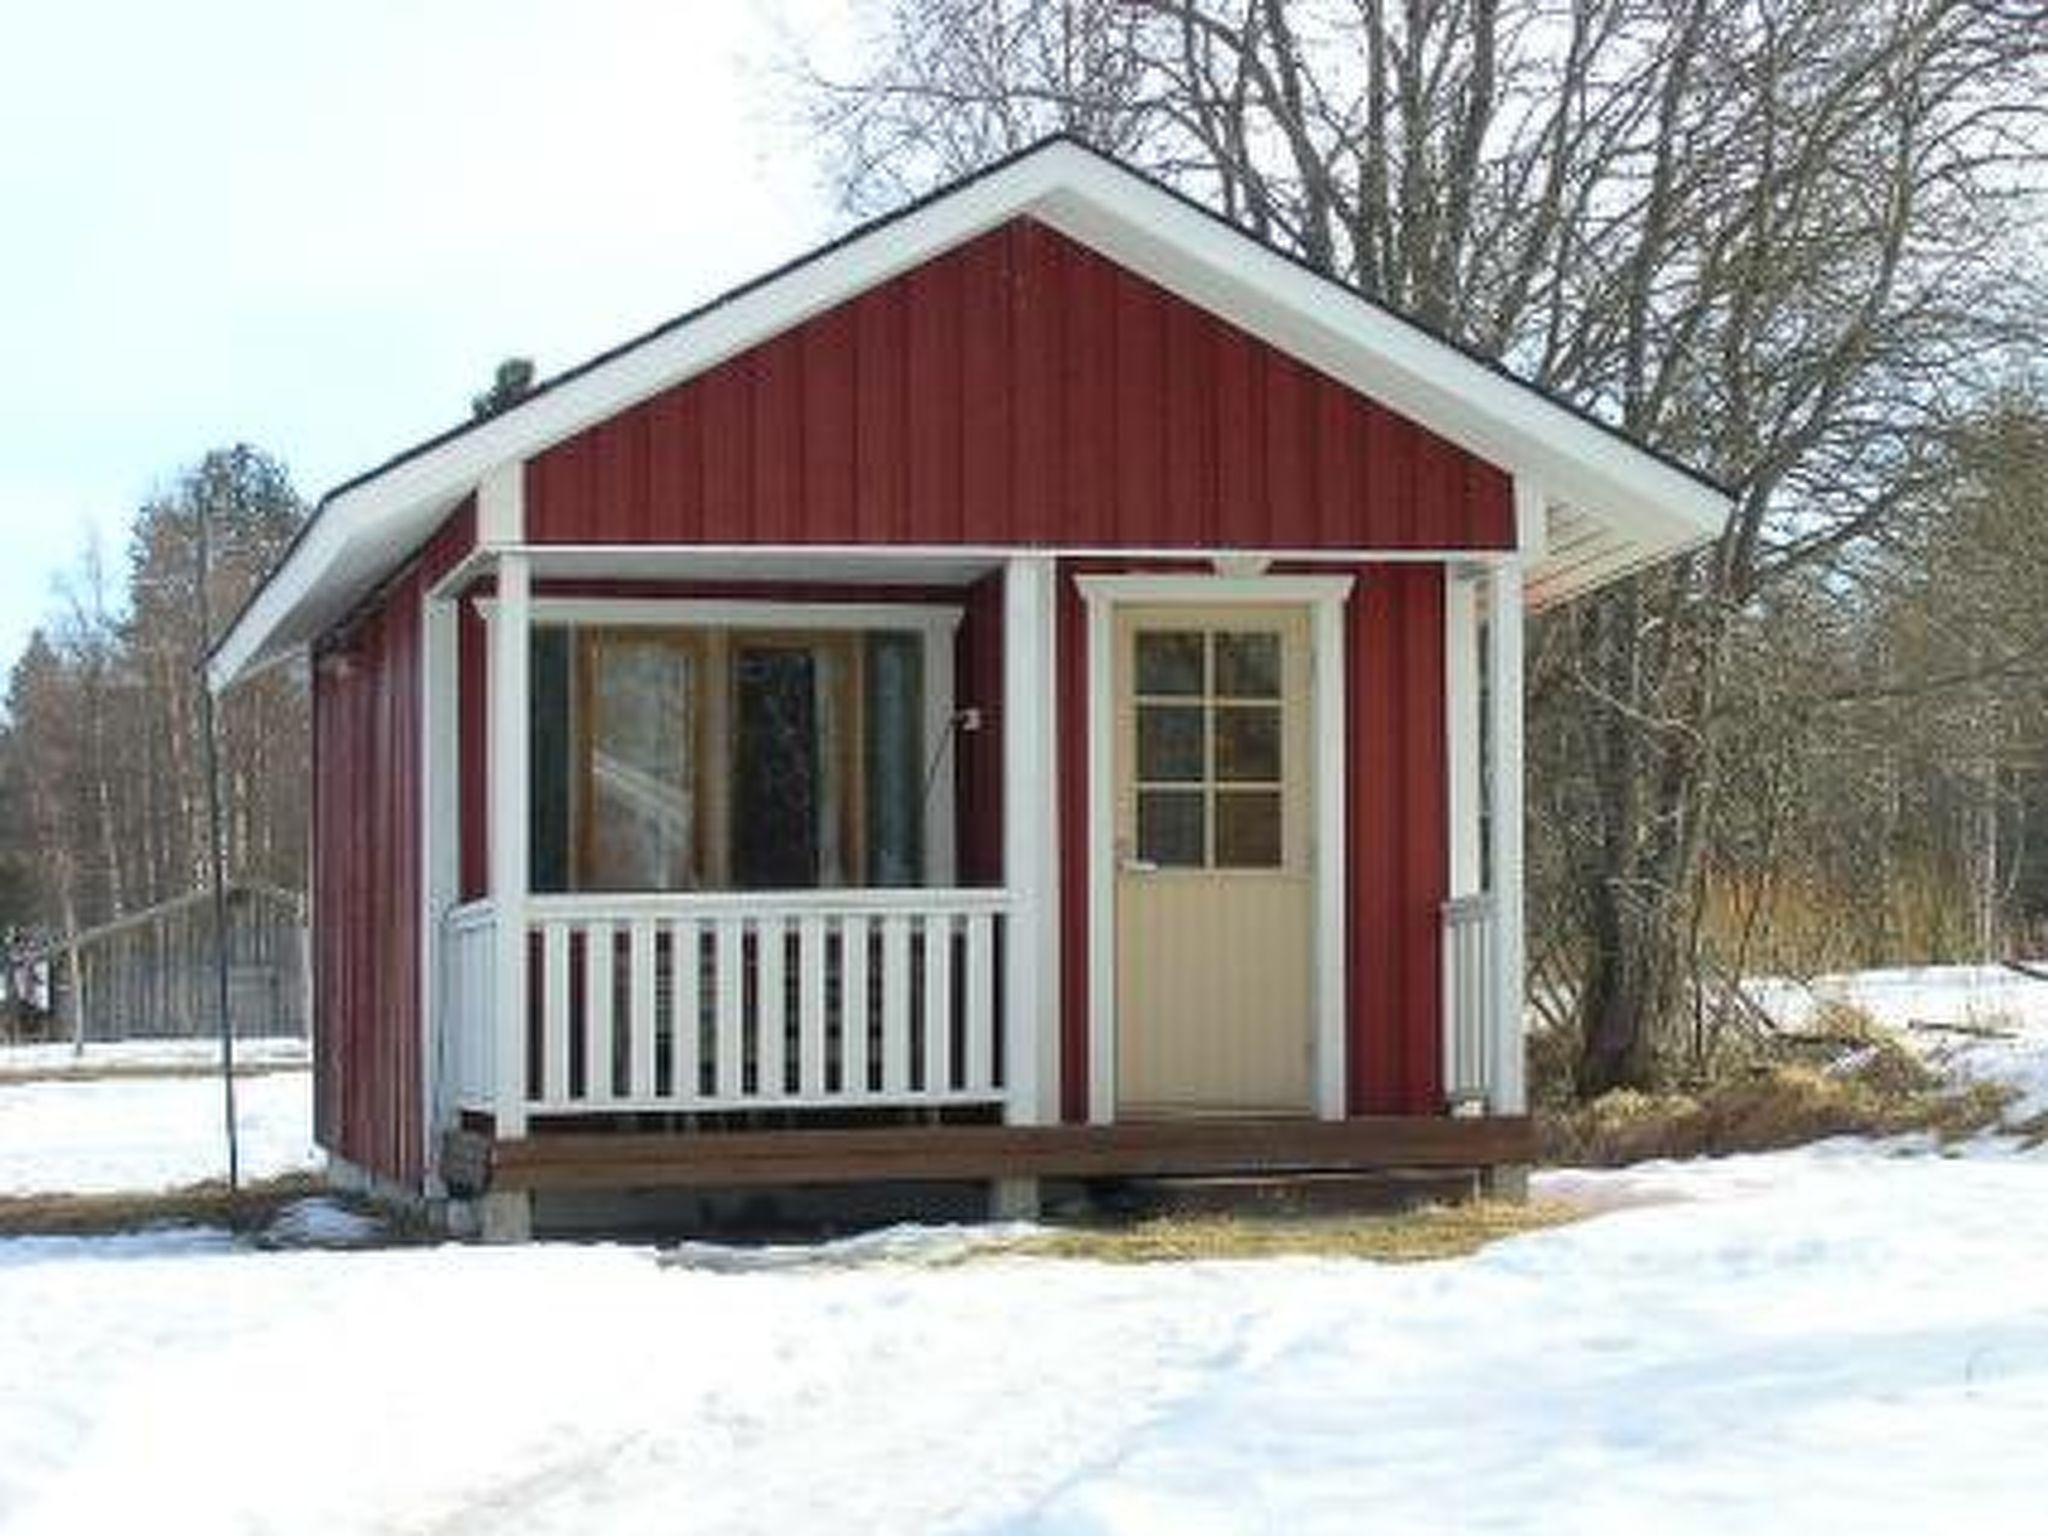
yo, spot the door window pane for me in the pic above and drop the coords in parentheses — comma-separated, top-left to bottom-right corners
(1214, 705, 1281, 782)
(1136, 632, 1205, 695)
(1137, 790, 1206, 867)
(1215, 632, 1281, 698)
(1128, 624, 1293, 872)
(1215, 790, 1282, 867)
(1137, 705, 1205, 782)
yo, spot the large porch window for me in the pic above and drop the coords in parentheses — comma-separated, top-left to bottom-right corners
(529, 622, 935, 894)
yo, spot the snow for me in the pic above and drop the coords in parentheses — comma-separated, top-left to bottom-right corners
(1, 1144, 2044, 1533)
(0, 1069, 318, 1196)
(1746, 961, 2048, 1121)
(261, 1198, 384, 1249)
(2, 978, 2045, 1531)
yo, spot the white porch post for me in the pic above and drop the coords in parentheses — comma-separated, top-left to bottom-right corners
(419, 591, 459, 1182)
(1444, 569, 1483, 901)
(1484, 554, 1527, 1116)
(491, 552, 531, 1137)
(1443, 566, 1483, 1101)
(1002, 554, 1058, 1125)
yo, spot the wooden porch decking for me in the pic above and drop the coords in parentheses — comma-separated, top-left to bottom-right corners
(446, 1115, 1535, 1196)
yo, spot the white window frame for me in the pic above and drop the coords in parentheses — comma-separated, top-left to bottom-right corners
(478, 597, 964, 890)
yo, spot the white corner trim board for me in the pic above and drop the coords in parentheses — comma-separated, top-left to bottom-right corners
(477, 459, 526, 547)
(209, 138, 1727, 692)
(489, 554, 533, 1138)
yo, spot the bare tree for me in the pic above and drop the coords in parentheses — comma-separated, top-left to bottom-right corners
(795, 0, 2048, 1091)
(0, 446, 308, 997)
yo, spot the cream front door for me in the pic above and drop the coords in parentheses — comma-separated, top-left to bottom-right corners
(1113, 605, 1315, 1116)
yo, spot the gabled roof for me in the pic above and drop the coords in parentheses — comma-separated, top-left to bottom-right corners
(211, 135, 1730, 688)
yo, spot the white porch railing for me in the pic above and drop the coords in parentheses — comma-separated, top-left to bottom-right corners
(445, 890, 1012, 1120)
(1443, 893, 1497, 1108)
(445, 899, 499, 1110)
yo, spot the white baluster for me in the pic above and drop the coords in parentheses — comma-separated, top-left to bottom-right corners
(584, 920, 615, 1103)
(671, 917, 701, 1104)
(841, 915, 870, 1097)
(922, 911, 953, 1096)
(715, 916, 744, 1101)
(964, 911, 994, 1093)
(799, 915, 827, 1098)
(881, 914, 912, 1094)
(757, 915, 787, 1100)
(629, 918, 656, 1101)
(542, 921, 571, 1106)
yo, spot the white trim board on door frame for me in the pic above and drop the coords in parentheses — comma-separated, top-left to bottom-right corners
(1076, 574, 1353, 1123)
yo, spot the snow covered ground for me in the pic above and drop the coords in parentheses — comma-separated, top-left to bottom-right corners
(2, 998, 2045, 1532)
(0, 1045, 317, 1196)
(1, 1142, 2044, 1533)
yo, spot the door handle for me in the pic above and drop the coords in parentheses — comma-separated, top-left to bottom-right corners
(1120, 856, 1160, 874)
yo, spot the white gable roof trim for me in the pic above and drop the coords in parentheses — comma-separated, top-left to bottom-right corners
(210, 137, 1731, 690)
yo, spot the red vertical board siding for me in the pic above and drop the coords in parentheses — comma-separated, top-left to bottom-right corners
(308, 501, 473, 1190)
(954, 571, 1006, 887)
(1346, 564, 1447, 1113)
(754, 335, 800, 544)
(1114, 272, 1166, 547)
(458, 596, 489, 902)
(1061, 241, 1117, 545)
(525, 220, 1513, 551)
(1009, 224, 1058, 542)
(959, 232, 1012, 543)
(311, 573, 424, 1189)
(803, 310, 857, 540)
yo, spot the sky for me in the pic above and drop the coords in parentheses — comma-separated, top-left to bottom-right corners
(0, 0, 855, 672)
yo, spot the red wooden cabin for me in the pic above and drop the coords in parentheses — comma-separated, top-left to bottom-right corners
(211, 140, 1726, 1236)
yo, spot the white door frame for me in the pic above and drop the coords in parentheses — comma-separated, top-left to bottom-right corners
(1077, 574, 1353, 1123)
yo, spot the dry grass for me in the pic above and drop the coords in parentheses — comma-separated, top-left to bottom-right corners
(1540, 1011, 2014, 1167)
(991, 1199, 1584, 1265)
(0, 1062, 305, 1086)
(0, 1173, 329, 1238)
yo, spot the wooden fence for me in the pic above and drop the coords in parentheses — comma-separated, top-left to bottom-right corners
(8, 884, 308, 1042)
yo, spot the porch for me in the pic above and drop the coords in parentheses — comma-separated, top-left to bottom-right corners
(420, 540, 1529, 1192)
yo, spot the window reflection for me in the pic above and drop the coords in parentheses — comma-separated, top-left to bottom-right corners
(530, 624, 929, 892)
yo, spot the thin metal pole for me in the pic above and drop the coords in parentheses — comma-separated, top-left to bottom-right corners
(196, 497, 240, 1195)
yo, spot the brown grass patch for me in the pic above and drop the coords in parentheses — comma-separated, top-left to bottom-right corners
(990, 1199, 1584, 1265)
(1541, 1030, 2013, 1168)
(0, 1173, 328, 1238)
(0, 1062, 306, 1086)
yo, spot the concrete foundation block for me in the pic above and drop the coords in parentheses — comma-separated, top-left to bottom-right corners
(989, 1176, 1042, 1221)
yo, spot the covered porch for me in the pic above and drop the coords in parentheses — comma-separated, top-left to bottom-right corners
(420, 529, 1531, 1202)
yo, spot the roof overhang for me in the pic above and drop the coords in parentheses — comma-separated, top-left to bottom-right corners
(210, 138, 1730, 690)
